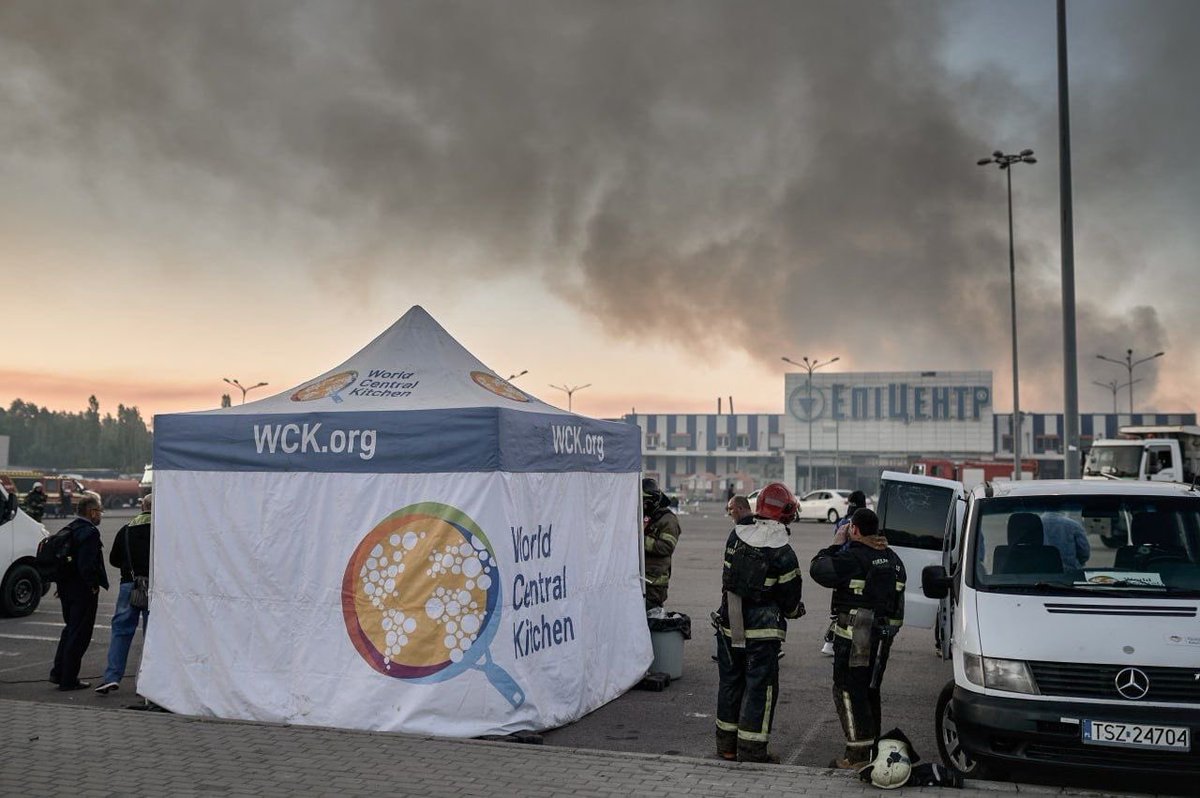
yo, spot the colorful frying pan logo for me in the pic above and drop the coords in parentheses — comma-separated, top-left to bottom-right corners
(341, 502, 525, 708)
(291, 370, 358, 403)
(470, 371, 530, 403)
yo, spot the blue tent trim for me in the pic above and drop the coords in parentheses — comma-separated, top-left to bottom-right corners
(154, 408, 640, 474)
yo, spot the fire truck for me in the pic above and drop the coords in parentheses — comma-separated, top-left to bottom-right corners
(908, 458, 1037, 490)
(0, 471, 90, 517)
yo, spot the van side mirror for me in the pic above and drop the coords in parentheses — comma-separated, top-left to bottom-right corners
(1, 490, 16, 525)
(922, 565, 952, 600)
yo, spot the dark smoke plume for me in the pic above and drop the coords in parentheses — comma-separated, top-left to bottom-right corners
(1, 1, 1194, 410)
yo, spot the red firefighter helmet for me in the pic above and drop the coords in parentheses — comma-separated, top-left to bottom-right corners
(754, 482, 797, 523)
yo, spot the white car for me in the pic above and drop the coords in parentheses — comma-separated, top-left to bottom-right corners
(796, 489, 854, 523)
(745, 488, 854, 523)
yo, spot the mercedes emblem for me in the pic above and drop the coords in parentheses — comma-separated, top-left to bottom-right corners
(1114, 667, 1150, 700)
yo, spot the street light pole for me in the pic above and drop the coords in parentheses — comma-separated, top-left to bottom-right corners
(782, 355, 839, 491)
(1091, 379, 1141, 414)
(507, 370, 528, 381)
(223, 377, 269, 405)
(1096, 349, 1164, 414)
(979, 149, 1036, 480)
(549, 383, 591, 412)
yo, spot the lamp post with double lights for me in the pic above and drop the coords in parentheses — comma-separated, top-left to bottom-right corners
(1091, 379, 1141, 414)
(223, 377, 269, 405)
(506, 370, 528, 381)
(549, 383, 591, 412)
(781, 355, 839, 491)
(978, 148, 1036, 480)
(1095, 349, 1164, 414)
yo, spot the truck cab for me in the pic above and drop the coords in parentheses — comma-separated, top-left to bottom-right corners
(1084, 426, 1199, 485)
(0, 482, 50, 617)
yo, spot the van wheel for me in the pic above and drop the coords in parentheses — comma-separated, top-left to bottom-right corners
(827, 509, 839, 523)
(0, 563, 42, 617)
(935, 681, 1000, 780)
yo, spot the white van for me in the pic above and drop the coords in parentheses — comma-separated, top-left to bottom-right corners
(919, 479, 1200, 777)
(0, 482, 50, 616)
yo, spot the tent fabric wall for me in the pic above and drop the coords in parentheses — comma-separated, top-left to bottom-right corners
(139, 469, 646, 735)
(139, 306, 650, 735)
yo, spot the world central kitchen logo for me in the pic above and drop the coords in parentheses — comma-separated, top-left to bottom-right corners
(342, 502, 525, 708)
(788, 381, 991, 423)
(291, 369, 420, 402)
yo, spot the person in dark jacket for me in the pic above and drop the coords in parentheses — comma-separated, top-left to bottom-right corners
(715, 483, 805, 763)
(643, 478, 681, 612)
(96, 493, 152, 694)
(810, 508, 906, 769)
(821, 490, 868, 656)
(23, 482, 47, 523)
(49, 493, 109, 691)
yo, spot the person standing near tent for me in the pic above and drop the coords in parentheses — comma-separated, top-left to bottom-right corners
(49, 494, 109, 691)
(810, 507, 906, 770)
(714, 482, 805, 763)
(642, 478, 681, 613)
(96, 493, 152, 694)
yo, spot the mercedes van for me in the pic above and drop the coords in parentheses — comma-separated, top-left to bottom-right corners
(0, 482, 50, 616)
(921, 480, 1200, 776)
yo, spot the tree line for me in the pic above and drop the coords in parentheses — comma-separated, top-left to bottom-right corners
(0, 396, 153, 474)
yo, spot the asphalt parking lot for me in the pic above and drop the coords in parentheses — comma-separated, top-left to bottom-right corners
(0, 504, 1186, 795)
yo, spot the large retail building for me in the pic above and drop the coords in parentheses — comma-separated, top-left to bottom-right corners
(624, 370, 1195, 496)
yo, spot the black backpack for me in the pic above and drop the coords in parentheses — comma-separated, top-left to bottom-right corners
(35, 525, 76, 583)
(723, 541, 773, 601)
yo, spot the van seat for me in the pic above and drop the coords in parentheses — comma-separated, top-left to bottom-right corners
(1115, 512, 1189, 570)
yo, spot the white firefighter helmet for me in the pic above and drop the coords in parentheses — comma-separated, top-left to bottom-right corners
(869, 737, 912, 789)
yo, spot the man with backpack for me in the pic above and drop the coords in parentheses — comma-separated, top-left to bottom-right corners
(96, 493, 152, 694)
(714, 482, 805, 763)
(48, 493, 109, 691)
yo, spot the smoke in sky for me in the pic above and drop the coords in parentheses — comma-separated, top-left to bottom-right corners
(1, 1, 1195, 411)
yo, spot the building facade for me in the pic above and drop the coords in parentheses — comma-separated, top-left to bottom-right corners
(624, 369, 1195, 496)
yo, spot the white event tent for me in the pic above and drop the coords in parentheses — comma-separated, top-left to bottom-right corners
(139, 306, 650, 736)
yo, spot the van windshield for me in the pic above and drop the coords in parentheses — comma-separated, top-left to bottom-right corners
(1083, 445, 1142, 478)
(970, 495, 1200, 597)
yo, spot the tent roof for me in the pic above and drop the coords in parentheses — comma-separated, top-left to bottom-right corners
(200, 305, 568, 416)
(154, 306, 640, 475)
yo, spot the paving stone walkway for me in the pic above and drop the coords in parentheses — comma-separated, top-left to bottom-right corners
(0, 699, 1149, 797)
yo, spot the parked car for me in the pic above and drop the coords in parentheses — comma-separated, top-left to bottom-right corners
(796, 489, 853, 523)
(745, 488, 856, 523)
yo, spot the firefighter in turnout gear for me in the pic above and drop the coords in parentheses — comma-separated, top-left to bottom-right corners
(23, 482, 48, 523)
(809, 507, 906, 769)
(714, 483, 805, 763)
(642, 478, 681, 612)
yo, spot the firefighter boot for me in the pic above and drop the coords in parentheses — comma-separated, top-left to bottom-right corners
(715, 728, 737, 761)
